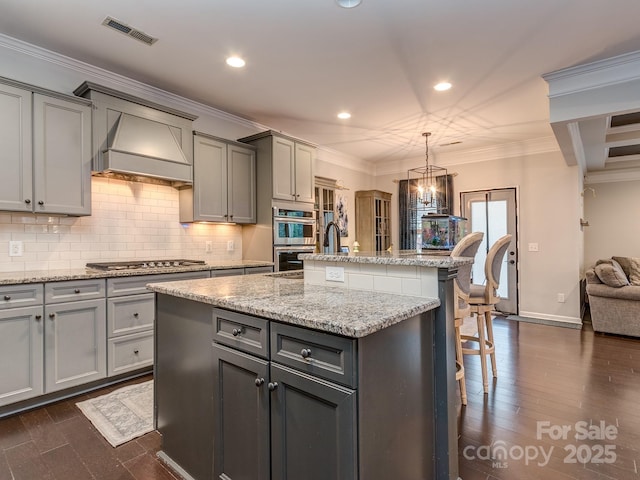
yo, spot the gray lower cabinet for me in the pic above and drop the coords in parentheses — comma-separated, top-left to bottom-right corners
(212, 343, 270, 480)
(44, 279, 107, 393)
(0, 304, 44, 406)
(107, 271, 210, 376)
(160, 296, 441, 480)
(269, 363, 356, 479)
(0, 77, 92, 215)
(212, 309, 357, 480)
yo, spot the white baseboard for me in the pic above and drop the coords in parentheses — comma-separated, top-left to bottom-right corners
(508, 312, 583, 329)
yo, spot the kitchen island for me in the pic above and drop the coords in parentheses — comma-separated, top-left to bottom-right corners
(149, 252, 471, 480)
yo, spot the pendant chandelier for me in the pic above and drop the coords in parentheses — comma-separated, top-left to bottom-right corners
(407, 132, 448, 213)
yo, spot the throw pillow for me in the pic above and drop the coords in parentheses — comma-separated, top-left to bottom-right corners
(612, 256, 640, 286)
(595, 259, 630, 288)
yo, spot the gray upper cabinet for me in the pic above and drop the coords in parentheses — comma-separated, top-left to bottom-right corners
(0, 82, 32, 213)
(180, 132, 256, 223)
(292, 142, 315, 204)
(0, 78, 91, 216)
(33, 94, 92, 215)
(239, 130, 316, 206)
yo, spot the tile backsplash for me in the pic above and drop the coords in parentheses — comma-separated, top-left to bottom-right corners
(0, 177, 243, 273)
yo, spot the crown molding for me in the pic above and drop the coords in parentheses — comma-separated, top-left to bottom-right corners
(0, 33, 268, 132)
(316, 146, 372, 174)
(543, 50, 640, 97)
(374, 136, 560, 176)
(584, 168, 640, 185)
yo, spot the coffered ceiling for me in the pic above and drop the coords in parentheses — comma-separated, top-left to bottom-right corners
(2, 0, 640, 173)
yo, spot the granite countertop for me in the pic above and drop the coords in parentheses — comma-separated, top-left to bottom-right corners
(0, 260, 273, 285)
(299, 250, 474, 268)
(147, 274, 440, 338)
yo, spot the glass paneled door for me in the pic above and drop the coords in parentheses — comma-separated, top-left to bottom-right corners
(460, 188, 518, 314)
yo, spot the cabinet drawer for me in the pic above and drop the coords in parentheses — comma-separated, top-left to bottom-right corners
(108, 271, 210, 296)
(107, 293, 154, 337)
(0, 284, 43, 310)
(271, 323, 356, 388)
(244, 266, 274, 275)
(45, 279, 105, 304)
(107, 331, 154, 376)
(213, 308, 269, 359)
(210, 268, 244, 278)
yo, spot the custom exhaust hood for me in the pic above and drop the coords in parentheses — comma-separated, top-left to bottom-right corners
(74, 81, 198, 185)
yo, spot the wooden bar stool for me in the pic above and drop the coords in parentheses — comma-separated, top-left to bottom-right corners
(465, 234, 512, 393)
(450, 231, 484, 405)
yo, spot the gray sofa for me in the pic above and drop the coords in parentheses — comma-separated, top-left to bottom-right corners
(585, 258, 640, 337)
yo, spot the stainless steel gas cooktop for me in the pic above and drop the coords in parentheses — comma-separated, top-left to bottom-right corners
(86, 259, 206, 271)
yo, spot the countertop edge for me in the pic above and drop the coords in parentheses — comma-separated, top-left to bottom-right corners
(0, 261, 273, 285)
(299, 252, 473, 267)
(148, 278, 441, 338)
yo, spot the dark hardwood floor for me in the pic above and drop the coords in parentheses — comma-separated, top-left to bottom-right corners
(0, 316, 638, 480)
(458, 316, 640, 480)
(0, 374, 178, 480)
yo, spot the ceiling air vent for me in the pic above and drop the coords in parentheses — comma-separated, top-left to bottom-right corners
(102, 17, 157, 46)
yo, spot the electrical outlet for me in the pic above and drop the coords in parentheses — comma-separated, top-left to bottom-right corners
(9, 241, 23, 257)
(326, 266, 345, 282)
(528, 243, 539, 252)
(557, 293, 565, 303)
(227, 240, 234, 252)
(205, 241, 213, 253)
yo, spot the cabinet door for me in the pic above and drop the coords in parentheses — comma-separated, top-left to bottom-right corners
(228, 143, 256, 223)
(0, 306, 43, 406)
(32, 94, 92, 216)
(294, 143, 315, 204)
(193, 134, 228, 222)
(0, 83, 32, 212)
(270, 363, 357, 480)
(44, 298, 106, 392)
(272, 136, 295, 201)
(213, 343, 270, 480)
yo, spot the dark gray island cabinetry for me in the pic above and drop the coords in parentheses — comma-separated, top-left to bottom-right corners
(150, 261, 465, 480)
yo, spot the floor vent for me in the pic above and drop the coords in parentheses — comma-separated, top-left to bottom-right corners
(102, 17, 158, 46)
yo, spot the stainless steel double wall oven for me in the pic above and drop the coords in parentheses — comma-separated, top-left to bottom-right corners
(272, 203, 315, 271)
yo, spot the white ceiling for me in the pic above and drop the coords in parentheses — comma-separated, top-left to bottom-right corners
(2, 0, 640, 167)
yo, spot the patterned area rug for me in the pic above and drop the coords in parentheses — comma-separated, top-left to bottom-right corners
(76, 380, 154, 447)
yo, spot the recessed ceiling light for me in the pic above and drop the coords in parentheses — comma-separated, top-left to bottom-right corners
(337, 112, 351, 119)
(336, 0, 362, 8)
(226, 56, 246, 68)
(434, 82, 452, 91)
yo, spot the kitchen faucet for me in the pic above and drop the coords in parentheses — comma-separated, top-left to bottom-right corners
(323, 221, 342, 253)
